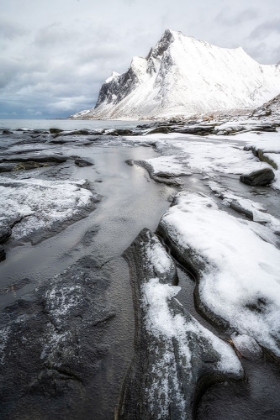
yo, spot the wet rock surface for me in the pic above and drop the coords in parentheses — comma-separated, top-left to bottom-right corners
(0, 246, 6, 262)
(118, 229, 243, 420)
(1, 120, 280, 419)
(0, 255, 116, 420)
(0, 226, 12, 244)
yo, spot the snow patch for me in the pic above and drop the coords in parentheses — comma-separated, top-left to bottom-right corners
(160, 192, 280, 357)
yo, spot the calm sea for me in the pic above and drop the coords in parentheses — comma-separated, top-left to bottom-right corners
(0, 119, 148, 131)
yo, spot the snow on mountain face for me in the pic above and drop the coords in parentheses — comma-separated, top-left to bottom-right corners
(72, 29, 280, 120)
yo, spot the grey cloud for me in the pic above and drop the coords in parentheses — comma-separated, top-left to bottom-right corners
(249, 19, 280, 39)
(33, 23, 80, 48)
(0, 15, 28, 39)
(215, 8, 259, 26)
(1, 0, 280, 118)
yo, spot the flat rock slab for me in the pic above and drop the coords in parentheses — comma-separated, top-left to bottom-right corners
(0, 255, 116, 420)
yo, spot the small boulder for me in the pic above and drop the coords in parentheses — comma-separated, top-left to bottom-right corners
(74, 157, 93, 167)
(240, 168, 275, 186)
(49, 128, 63, 134)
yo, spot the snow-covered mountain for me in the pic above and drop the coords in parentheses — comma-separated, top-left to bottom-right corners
(72, 29, 280, 120)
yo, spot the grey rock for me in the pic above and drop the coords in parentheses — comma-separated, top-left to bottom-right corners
(117, 228, 242, 420)
(0, 153, 67, 165)
(240, 168, 275, 186)
(74, 157, 93, 167)
(0, 255, 116, 419)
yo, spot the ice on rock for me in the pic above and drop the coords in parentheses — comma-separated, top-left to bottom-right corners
(144, 155, 190, 177)
(119, 229, 243, 420)
(140, 136, 272, 180)
(223, 129, 280, 189)
(208, 181, 280, 235)
(0, 178, 95, 242)
(158, 192, 280, 358)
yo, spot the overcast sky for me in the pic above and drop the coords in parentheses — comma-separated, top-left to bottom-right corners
(1, 0, 280, 119)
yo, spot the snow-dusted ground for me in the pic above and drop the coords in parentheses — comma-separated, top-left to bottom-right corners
(0, 178, 95, 243)
(159, 192, 280, 357)
(130, 128, 280, 189)
(122, 124, 280, 360)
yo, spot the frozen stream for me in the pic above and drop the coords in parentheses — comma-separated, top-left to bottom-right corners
(0, 144, 175, 419)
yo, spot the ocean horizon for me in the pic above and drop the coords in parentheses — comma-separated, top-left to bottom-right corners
(0, 118, 147, 131)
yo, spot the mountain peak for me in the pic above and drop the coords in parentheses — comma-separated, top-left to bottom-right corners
(73, 30, 280, 120)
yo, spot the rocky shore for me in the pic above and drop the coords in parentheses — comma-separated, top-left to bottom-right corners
(1, 107, 280, 418)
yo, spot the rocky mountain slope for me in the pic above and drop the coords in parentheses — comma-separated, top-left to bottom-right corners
(72, 29, 280, 120)
(252, 93, 280, 118)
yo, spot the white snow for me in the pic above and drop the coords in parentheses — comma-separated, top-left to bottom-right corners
(142, 277, 242, 375)
(105, 71, 121, 84)
(144, 154, 191, 177)
(231, 333, 262, 358)
(139, 135, 271, 179)
(160, 192, 280, 357)
(40, 284, 82, 360)
(144, 236, 174, 275)
(46, 285, 82, 317)
(139, 233, 243, 417)
(208, 181, 280, 235)
(0, 326, 11, 365)
(76, 29, 280, 120)
(0, 178, 94, 241)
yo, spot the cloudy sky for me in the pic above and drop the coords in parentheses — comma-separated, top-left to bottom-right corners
(1, 0, 279, 119)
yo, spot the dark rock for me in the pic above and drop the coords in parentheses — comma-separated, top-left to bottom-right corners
(49, 128, 64, 134)
(146, 126, 172, 134)
(254, 124, 276, 132)
(174, 125, 214, 135)
(106, 129, 136, 136)
(0, 255, 116, 419)
(240, 168, 275, 186)
(0, 154, 67, 165)
(0, 246, 6, 262)
(74, 157, 93, 167)
(136, 123, 153, 129)
(2, 129, 13, 135)
(65, 130, 90, 136)
(125, 159, 134, 166)
(0, 226, 12, 244)
(81, 226, 100, 246)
